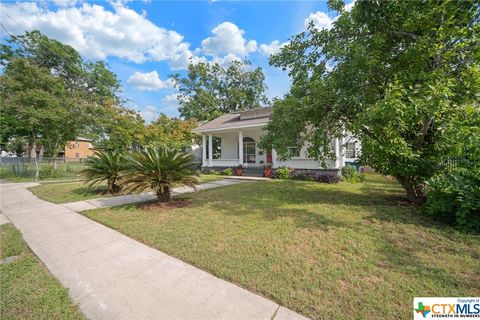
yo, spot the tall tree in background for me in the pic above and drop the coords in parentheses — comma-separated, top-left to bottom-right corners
(1, 58, 80, 157)
(261, 0, 479, 203)
(144, 114, 197, 150)
(171, 60, 269, 121)
(0, 31, 128, 156)
(94, 104, 147, 152)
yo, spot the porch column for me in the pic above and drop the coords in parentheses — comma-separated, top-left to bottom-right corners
(208, 134, 213, 167)
(272, 148, 277, 168)
(202, 134, 207, 166)
(238, 131, 243, 166)
(339, 136, 345, 169)
(334, 138, 340, 168)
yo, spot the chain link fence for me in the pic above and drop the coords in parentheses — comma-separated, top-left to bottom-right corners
(0, 157, 87, 181)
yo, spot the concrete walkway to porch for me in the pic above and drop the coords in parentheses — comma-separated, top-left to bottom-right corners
(0, 181, 308, 320)
(61, 178, 250, 212)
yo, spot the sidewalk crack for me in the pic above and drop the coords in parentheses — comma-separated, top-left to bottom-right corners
(271, 305, 280, 320)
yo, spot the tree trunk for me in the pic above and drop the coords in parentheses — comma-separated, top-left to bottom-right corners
(396, 175, 426, 204)
(156, 186, 171, 202)
(108, 179, 121, 194)
(27, 138, 35, 160)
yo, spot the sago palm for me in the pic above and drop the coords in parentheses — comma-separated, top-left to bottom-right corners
(124, 146, 198, 202)
(81, 150, 126, 194)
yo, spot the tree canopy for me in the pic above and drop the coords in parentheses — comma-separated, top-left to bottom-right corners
(144, 114, 197, 150)
(261, 0, 480, 203)
(0, 31, 123, 156)
(171, 60, 269, 121)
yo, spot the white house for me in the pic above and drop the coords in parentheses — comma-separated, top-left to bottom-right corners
(193, 107, 360, 175)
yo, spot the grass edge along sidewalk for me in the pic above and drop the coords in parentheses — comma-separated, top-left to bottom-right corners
(0, 223, 85, 320)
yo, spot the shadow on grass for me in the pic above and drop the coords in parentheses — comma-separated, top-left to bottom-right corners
(176, 176, 471, 239)
(70, 185, 109, 197)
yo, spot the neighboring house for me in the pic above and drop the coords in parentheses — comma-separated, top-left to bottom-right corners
(63, 137, 94, 161)
(192, 107, 361, 175)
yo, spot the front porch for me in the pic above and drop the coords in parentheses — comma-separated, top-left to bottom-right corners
(201, 128, 273, 169)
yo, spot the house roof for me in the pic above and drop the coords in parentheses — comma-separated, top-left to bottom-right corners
(75, 137, 92, 142)
(193, 107, 272, 133)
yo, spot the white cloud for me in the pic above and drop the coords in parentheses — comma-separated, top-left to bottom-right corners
(259, 40, 288, 56)
(304, 11, 335, 30)
(139, 105, 158, 123)
(168, 49, 206, 70)
(211, 53, 242, 66)
(127, 71, 173, 91)
(161, 93, 180, 111)
(52, 0, 79, 7)
(0, 2, 197, 67)
(345, 0, 356, 12)
(201, 22, 257, 57)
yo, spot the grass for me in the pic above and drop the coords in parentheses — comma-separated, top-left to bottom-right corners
(0, 223, 85, 320)
(0, 162, 85, 182)
(29, 181, 109, 204)
(83, 174, 480, 320)
(196, 173, 225, 184)
(29, 174, 225, 204)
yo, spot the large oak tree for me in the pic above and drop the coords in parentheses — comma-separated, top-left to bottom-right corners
(261, 0, 480, 203)
(171, 60, 269, 121)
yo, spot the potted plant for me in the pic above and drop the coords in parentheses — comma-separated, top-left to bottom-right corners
(263, 164, 272, 178)
(234, 165, 244, 176)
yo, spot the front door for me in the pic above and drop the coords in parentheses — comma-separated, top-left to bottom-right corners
(243, 137, 256, 164)
(266, 150, 272, 164)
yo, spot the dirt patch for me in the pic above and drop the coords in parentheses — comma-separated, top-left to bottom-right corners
(138, 199, 191, 211)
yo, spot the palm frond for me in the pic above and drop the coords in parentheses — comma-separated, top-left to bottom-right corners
(81, 150, 126, 193)
(123, 146, 198, 202)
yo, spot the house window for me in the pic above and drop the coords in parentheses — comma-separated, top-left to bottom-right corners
(288, 147, 301, 157)
(75, 153, 80, 158)
(346, 142, 356, 158)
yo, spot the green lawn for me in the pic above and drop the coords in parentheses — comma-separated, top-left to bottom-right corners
(29, 174, 225, 204)
(29, 181, 109, 204)
(196, 173, 225, 184)
(0, 223, 85, 320)
(83, 174, 480, 319)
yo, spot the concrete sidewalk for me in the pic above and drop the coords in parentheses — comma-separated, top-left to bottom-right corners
(61, 179, 249, 212)
(0, 182, 308, 320)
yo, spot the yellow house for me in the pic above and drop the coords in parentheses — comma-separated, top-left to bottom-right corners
(64, 137, 94, 161)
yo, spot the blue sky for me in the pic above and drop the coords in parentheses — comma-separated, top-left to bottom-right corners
(0, 0, 347, 121)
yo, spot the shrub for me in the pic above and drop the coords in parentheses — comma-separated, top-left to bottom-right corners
(222, 168, 233, 176)
(38, 164, 63, 179)
(275, 167, 291, 179)
(424, 168, 480, 232)
(290, 170, 314, 181)
(288, 170, 340, 183)
(201, 167, 219, 175)
(342, 165, 365, 183)
(81, 150, 126, 194)
(124, 146, 198, 202)
(316, 173, 340, 184)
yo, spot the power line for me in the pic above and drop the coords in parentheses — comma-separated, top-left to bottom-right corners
(0, 12, 151, 113)
(0, 22, 14, 38)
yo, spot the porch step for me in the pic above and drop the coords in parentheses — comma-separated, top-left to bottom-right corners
(243, 168, 264, 177)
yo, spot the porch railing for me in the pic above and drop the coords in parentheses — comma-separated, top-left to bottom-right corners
(207, 159, 240, 167)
